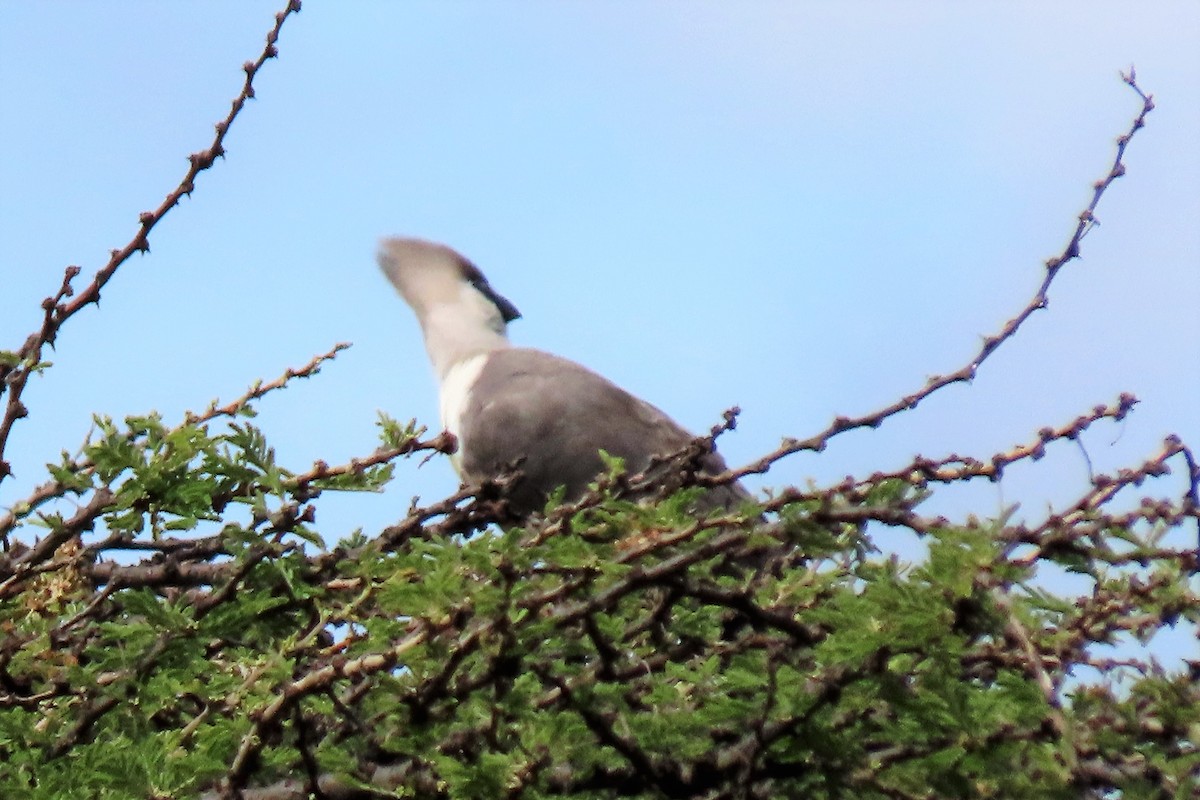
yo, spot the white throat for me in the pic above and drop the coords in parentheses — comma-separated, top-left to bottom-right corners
(420, 283, 511, 381)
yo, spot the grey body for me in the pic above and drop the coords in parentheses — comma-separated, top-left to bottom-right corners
(461, 347, 746, 515)
(378, 237, 749, 518)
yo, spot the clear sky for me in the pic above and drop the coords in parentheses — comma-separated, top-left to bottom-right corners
(2, 4, 1197, 661)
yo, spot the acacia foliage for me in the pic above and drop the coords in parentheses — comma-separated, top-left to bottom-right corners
(0, 371, 1197, 799)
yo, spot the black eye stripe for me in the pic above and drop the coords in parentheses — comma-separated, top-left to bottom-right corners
(459, 256, 521, 323)
(470, 278, 522, 323)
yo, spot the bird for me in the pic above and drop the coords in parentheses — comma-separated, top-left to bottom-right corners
(377, 237, 753, 519)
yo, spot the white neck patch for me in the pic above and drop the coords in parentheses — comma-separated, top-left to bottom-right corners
(438, 352, 491, 478)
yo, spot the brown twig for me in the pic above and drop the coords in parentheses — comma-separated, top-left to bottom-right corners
(0, 342, 343, 544)
(733, 74, 1155, 481)
(0, 0, 303, 487)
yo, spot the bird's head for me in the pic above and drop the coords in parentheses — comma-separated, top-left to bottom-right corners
(378, 237, 521, 332)
(378, 237, 522, 378)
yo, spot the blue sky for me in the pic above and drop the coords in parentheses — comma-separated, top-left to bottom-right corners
(2, 4, 1197, 661)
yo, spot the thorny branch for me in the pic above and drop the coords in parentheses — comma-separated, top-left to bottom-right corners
(0, 0, 303, 487)
(733, 71, 1158, 481)
(0, 342, 346, 546)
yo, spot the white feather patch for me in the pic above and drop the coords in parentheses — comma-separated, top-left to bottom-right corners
(439, 353, 490, 477)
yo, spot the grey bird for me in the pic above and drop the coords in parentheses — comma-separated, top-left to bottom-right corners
(377, 237, 752, 518)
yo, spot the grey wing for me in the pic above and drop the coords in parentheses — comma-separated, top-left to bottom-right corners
(460, 348, 745, 515)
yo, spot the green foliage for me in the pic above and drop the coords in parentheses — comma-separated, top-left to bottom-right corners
(1, 388, 1196, 799)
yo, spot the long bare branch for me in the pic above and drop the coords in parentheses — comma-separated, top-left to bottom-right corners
(0, 0, 304, 486)
(736, 74, 1156, 480)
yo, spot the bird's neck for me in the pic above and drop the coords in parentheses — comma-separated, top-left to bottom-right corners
(421, 304, 511, 383)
